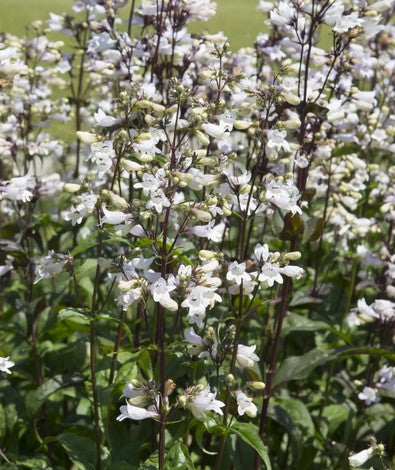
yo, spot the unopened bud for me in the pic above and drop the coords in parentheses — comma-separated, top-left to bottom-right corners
(234, 120, 252, 130)
(165, 379, 176, 396)
(249, 381, 266, 391)
(64, 183, 81, 193)
(199, 250, 216, 260)
(121, 159, 144, 172)
(178, 395, 187, 407)
(76, 131, 97, 144)
(283, 251, 301, 261)
(107, 190, 129, 210)
(226, 374, 235, 386)
(195, 130, 210, 146)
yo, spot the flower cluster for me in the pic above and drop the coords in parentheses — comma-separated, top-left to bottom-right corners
(0, 0, 394, 468)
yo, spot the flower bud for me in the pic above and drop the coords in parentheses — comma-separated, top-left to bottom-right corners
(281, 92, 301, 106)
(64, 183, 81, 193)
(76, 131, 98, 144)
(165, 379, 176, 396)
(121, 159, 144, 172)
(118, 280, 134, 293)
(226, 374, 235, 386)
(249, 381, 266, 391)
(178, 395, 187, 407)
(283, 251, 301, 260)
(195, 130, 210, 146)
(107, 190, 129, 210)
(191, 208, 212, 223)
(234, 120, 252, 130)
(129, 395, 151, 407)
(199, 250, 217, 260)
(135, 153, 154, 163)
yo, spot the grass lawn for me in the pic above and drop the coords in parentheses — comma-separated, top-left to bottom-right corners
(0, 0, 266, 50)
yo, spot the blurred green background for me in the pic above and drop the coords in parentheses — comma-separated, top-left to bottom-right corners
(0, 0, 266, 50)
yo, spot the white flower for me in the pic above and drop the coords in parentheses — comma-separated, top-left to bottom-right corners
(226, 261, 251, 285)
(186, 386, 225, 420)
(358, 386, 379, 405)
(0, 175, 36, 202)
(0, 260, 13, 277)
(134, 173, 163, 195)
(133, 133, 162, 155)
(345, 311, 362, 328)
(116, 401, 159, 421)
(257, 0, 273, 12)
(378, 365, 395, 393)
(88, 141, 115, 177)
(102, 207, 131, 225)
(182, 286, 221, 328)
(117, 286, 142, 310)
(64, 193, 98, 226)
(184, 328, 206, 355)
(236, 344, 259, 369)
(372, 299, 395, 321)
(188, 221, 225, 243)
(352, 90, 377, 112)
(235, 390, 257, 418)
(47, 12, 65, 32)
(0, 356, 14, 374)
(267, 129, 290, 152)
(253, 243, 270, 263)
(146, 189, 170, 213)
(280, 265, 304, 279)
(202, 122, 229, 140)
(266, 180, 301, 215)
(349, 447, 374, 467)
(333, 12, 363, 34)
(258, 262, 283, 287)
(121, 382, 145, 399)
(149, 277, 178, 311)
(94, 108, 121, 127)
(270, 1, 295, 27)
(35, 251, 71, 282)
(356, 298, 378, 322)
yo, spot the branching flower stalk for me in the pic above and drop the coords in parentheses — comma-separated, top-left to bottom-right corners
(0, 1, 395, 469)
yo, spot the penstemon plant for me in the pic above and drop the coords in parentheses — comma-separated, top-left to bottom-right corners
(0, 0, 394, 469)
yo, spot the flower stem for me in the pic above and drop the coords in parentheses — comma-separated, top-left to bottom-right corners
(90, 211, 103, 469)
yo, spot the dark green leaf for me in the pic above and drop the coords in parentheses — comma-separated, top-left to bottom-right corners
(231, 421, 271, 470)
(57, 432, 96, 470)
(26, 373, 85, 415)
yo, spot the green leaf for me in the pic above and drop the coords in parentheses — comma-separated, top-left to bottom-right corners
(302, 217, 324, 244)
(57, 308, 90, 325)
(272, 209, 284, 235)
(279, 213, 304, 241)
(57, 432, 96, 470)
(15, 456, 49, 469)
(26, 373, 85, 415)
(96, 312, 134, 346)
(272, 398, 314, 436)
(0, 404, 6, 439)
(334, 346, 395, 362)
(139, 452, 158, 470)
(165, 440, 195, 470)
(282, 313, 328, 334)
(71, 233, 98, 256)
(273, 348, 332, 388)
(321, 404, 349, 436)
(195, 420, 217, 455)
(231, 421, 271, 470)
